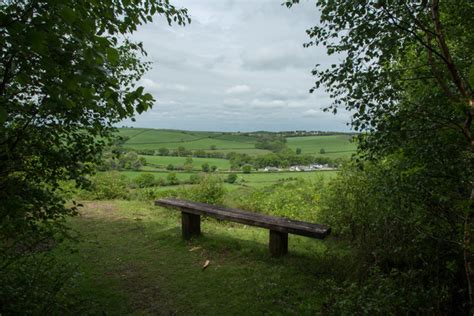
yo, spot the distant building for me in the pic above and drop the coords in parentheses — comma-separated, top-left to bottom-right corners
(264, 166, 280, 172)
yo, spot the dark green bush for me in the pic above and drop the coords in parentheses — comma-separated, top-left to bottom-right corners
(226, 173, 238, 184)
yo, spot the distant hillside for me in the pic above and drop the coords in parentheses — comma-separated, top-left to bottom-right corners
(116, 127, 356, 158)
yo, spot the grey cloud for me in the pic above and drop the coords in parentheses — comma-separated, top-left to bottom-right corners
(122, 0, 351, 132)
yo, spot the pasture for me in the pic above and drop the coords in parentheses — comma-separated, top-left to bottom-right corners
(117, 128, 356, 158)
(286, 135, 357, 158)
(119, 128, 260, 153)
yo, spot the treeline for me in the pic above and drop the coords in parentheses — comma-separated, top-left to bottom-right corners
(124, 146, 228, 159)
(235, 130, 355, 138)
(227, 150, 345, 170)
(254, 134, 287, 152)
(97, 150, 147, 171)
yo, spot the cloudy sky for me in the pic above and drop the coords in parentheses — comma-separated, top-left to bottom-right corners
(121, 0, 352, 132)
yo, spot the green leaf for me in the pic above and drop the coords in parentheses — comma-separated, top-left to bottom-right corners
(106, 47, 120, 65)
(0, 106, 6, 123)
(60, 6, 77, 23)
(26, 31, 46, 53)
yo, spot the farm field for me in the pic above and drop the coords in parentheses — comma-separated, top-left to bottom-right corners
(286, 135, 357, 157)
(119, 128, 259, 152)
(117, 128, 356, 158)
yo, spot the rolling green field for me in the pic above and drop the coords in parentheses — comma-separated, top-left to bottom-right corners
(286, 135, 357, 158)
(117, 128, 356, 157)
(120, 128, 259, 152)
(112, 128, 353, 190)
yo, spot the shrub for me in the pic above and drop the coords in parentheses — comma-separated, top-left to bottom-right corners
(134, 173, 155, 188)
(189, 174, 202, 184)
(166, 164, 174, 170)
(201, 163, 210, 172)
(166, 173, 179, 185)
(226, 173, 238, 184)
(183, 175, 225, 205)
(318, 159, 467, 312)
(242, 164, 252, 174)
(84, 172, 129, 200)
(237, 179, 324, 221)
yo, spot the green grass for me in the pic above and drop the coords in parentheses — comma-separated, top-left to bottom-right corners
(117, 170, 338, 189)
(119, 129, 258, 153)
(238, 171, 338, 188)
(55, 200, 345, 314)
(287, 135, 357, 158)
(118, 128, 355, 158)
(141, 155, 231, 170)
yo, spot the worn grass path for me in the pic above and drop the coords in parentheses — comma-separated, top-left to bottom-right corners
(57, 200, 346, 315)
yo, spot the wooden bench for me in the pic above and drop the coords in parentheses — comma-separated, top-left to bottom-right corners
(155, 198, 331, 257)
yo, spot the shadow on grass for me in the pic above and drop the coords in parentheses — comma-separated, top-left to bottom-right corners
(57, 202, 350, 315)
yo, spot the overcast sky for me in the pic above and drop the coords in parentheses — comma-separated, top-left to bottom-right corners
(121, 0, 351, 132)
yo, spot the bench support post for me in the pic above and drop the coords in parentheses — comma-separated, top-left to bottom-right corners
(181, 212, 200, 240)
(269, 230, 288, 257)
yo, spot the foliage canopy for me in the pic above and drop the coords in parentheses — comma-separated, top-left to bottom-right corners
(0, 0, 189, 266)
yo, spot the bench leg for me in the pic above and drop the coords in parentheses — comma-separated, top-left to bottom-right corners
(181, 212, 201, 240)
(269, 230, 288, 257)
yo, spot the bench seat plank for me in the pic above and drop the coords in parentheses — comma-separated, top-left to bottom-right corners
(155, 198, 330, 239)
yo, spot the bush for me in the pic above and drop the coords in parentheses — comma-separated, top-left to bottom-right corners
(318, 159, 467, 313)
(201, 163, 210, 172)
(0, 254, 79, 314)
(237, 179, 324, 221)
(166, 173, 179, 185)
(166, 164, 174, 170)
(226, 173, 238, 184)
(189, 174, 202, 184)
(183, 175, 225, 205)
(134, 173, 155, 188)
(83, 172, 130, 200)
(242, 164, 252, 174)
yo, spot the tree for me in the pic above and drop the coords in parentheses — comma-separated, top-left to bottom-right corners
(135, 173, 155, 188)
(242, 165, 252, 174)
(296, 148, 302, 155)
(287, 0, 473, 313)
(158, 147, 170, 156)
(227, 173, 237, 184)
(201, 163, 210, 173)
(184, 156, 193, 171)
(166, 173, 179, 185)
(319, 148, 325, 155)
(0, 0, 189, 273)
